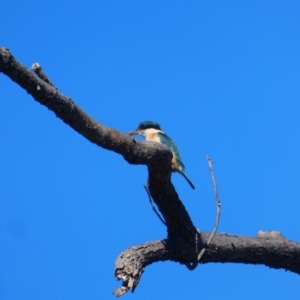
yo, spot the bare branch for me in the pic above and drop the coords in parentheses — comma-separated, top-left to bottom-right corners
(185, 156, 222, 271)
(1, 47, 299, 297)
(113, 232, 300, 295)
(196, 156, 221, 261)
(0, 47, 172, 168)
(0, 44, 200, 253)
(31, 62, 57, 89)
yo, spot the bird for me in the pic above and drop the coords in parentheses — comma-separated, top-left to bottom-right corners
(127, 120, 195, 189)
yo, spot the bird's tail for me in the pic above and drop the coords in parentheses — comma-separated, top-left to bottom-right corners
(182, 172, 195, 190)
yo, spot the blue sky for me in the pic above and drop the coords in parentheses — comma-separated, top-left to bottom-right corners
(1, 1, 300, 299)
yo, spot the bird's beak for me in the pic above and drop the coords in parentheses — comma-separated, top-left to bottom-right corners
(127, 129, 139, 136)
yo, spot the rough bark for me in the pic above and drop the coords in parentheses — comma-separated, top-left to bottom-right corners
(1, 47, 299, 297)
(114, 231, 300, 295)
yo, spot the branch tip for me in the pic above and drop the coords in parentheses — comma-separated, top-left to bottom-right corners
(31, 62, 57, 89)
(113, 268, 143, 296)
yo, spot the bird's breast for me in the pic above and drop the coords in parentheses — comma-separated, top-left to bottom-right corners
(144, 129, 162, 142)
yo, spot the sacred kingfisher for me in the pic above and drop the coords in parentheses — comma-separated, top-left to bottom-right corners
(127, 121, 195, 190)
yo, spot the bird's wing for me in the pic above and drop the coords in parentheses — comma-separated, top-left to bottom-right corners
(157, 132, 185, 171)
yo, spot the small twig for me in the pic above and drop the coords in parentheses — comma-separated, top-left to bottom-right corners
(143, 184, 166, 226)
(197, 156, 221, 261)
(186, 156, 221, 270)
(31, 63, 57, 89)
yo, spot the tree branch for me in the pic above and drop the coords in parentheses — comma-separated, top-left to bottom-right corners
(1, 47, 299, 297)
(113, 231, 300, 296)
(197, 156, 221, 261)
(0, 46, 199, 243)
(31, 62, 57, 89)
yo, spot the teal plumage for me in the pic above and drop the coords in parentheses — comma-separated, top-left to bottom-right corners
(157, 132, 185, 170)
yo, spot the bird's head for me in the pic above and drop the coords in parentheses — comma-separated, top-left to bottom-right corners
(127, 121, 162, 136)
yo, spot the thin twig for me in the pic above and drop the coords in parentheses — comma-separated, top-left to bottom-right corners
(197, 156, 221, 261)
(143, 184, 167, 226)
(31, 63, 57, 89)
(186, 156, 221, 270)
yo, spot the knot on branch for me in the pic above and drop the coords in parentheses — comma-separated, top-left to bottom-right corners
(257, 230, 286, 240)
